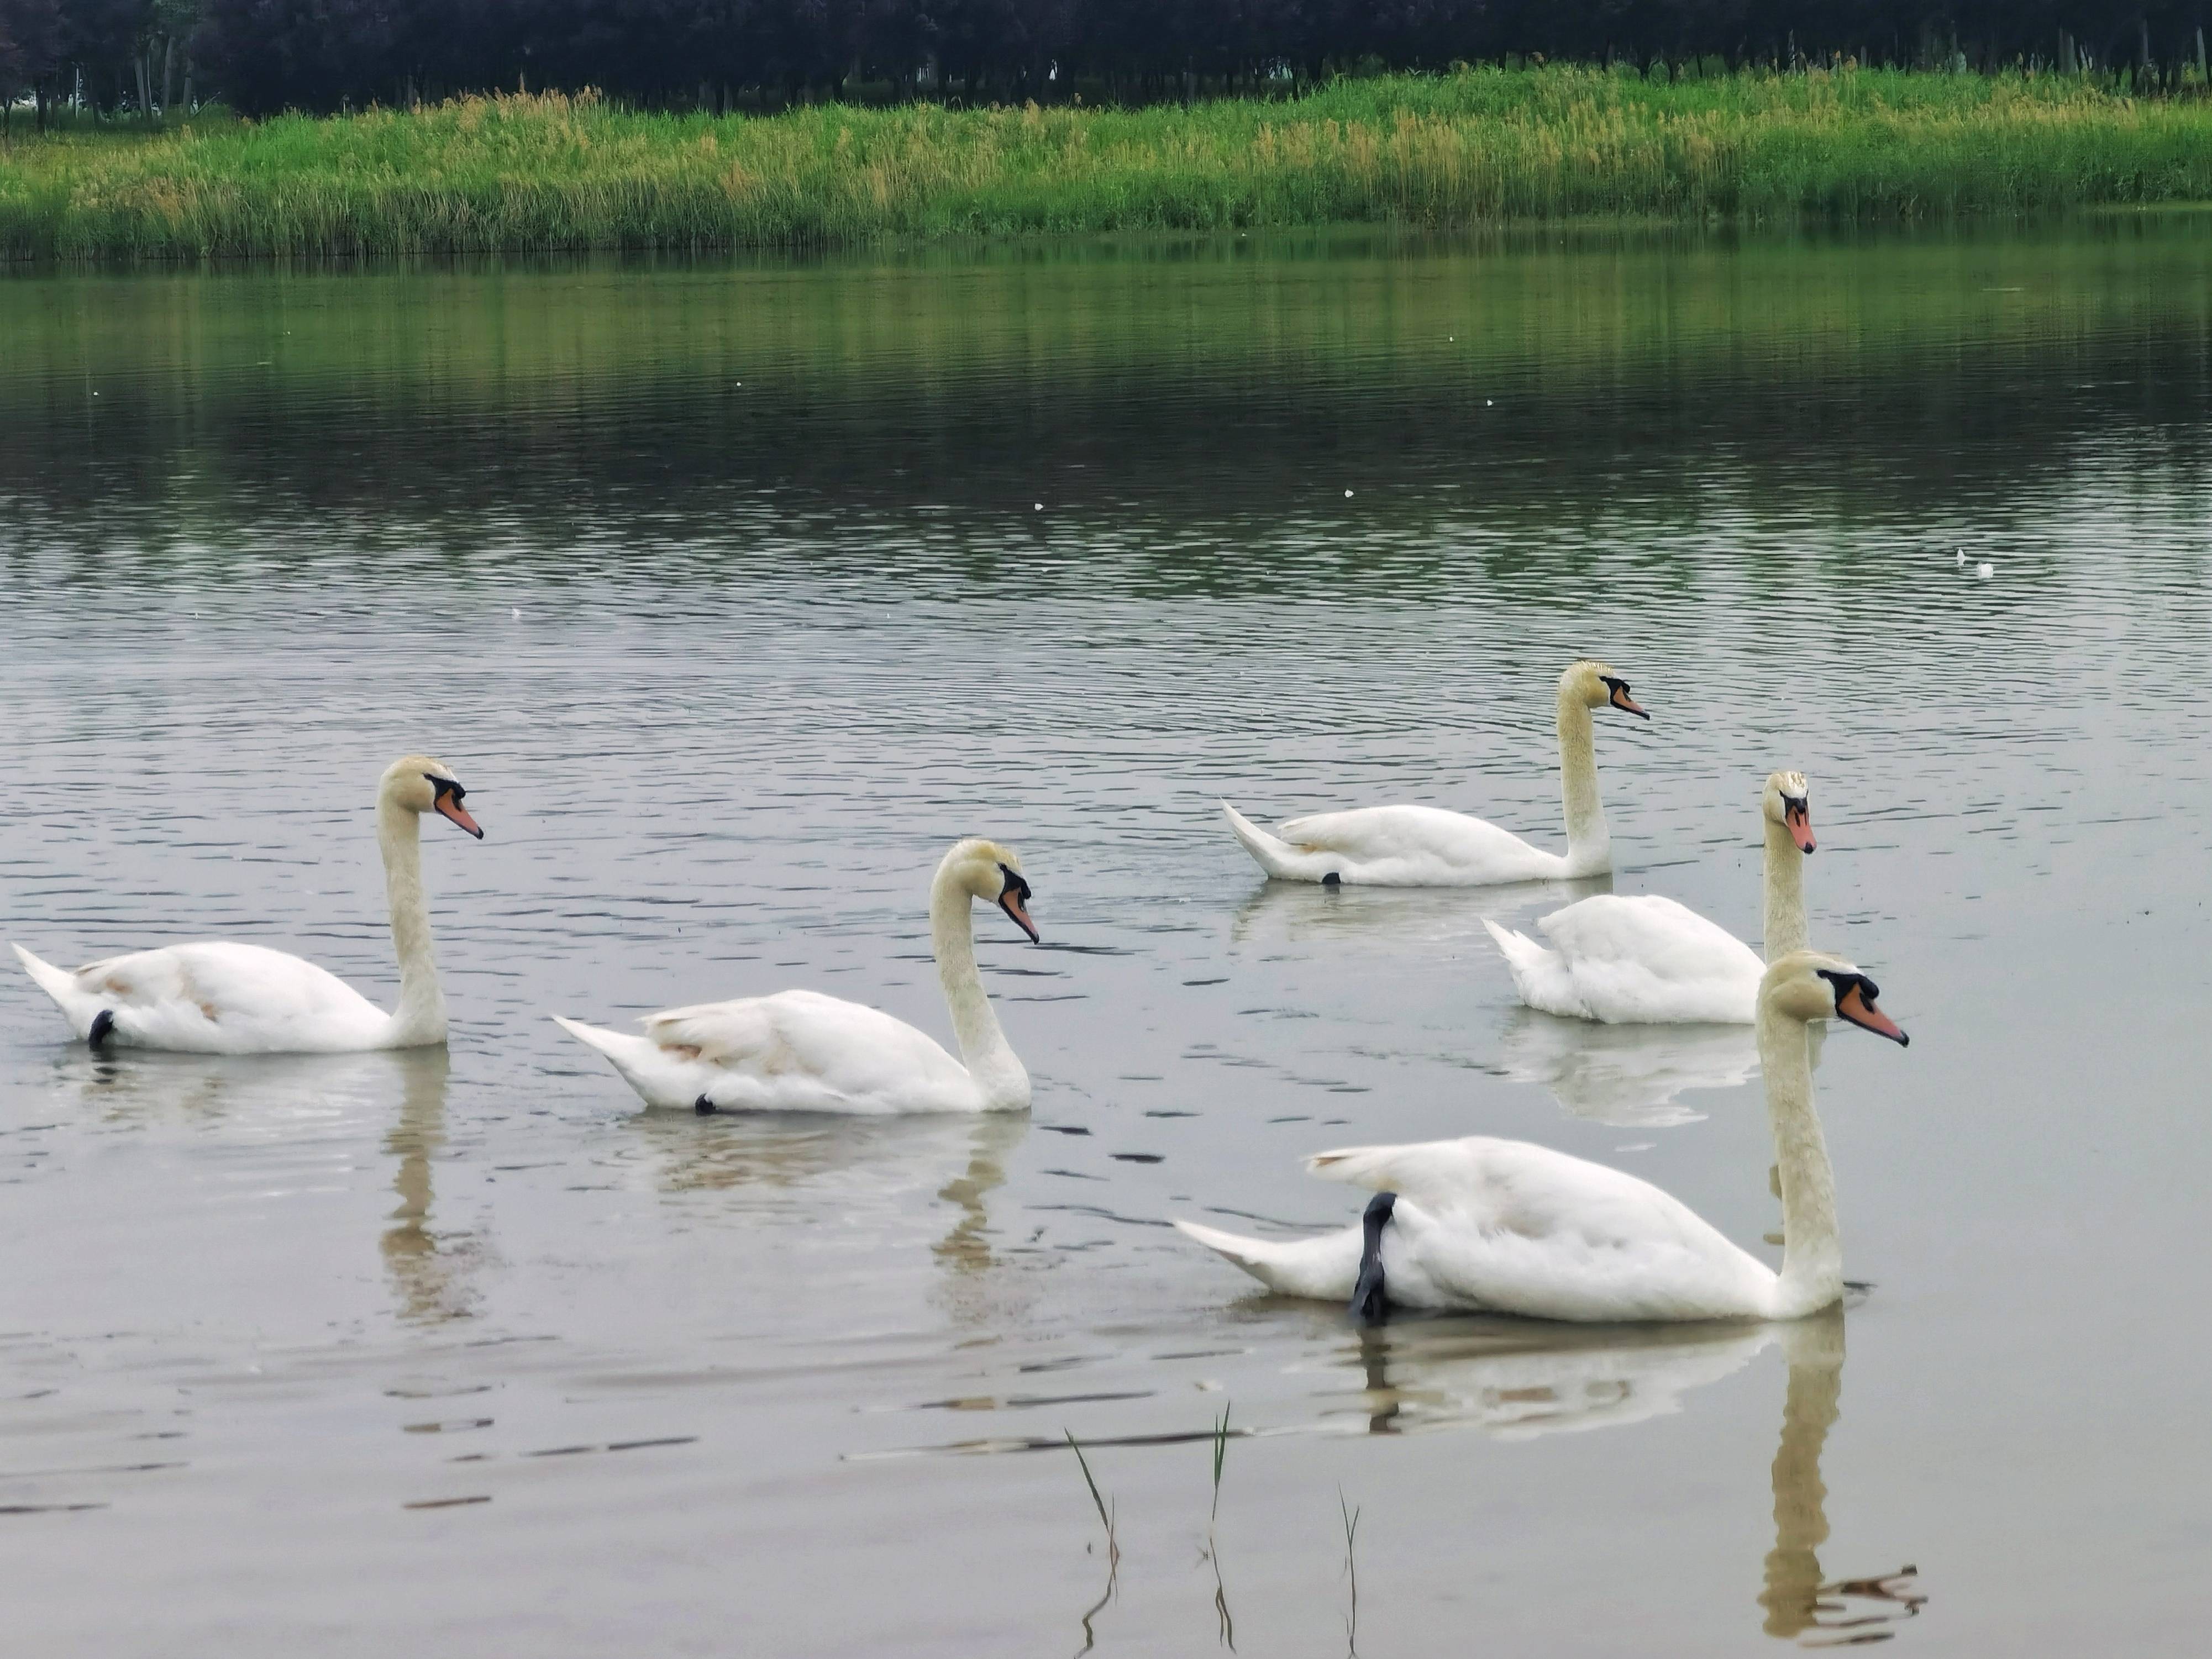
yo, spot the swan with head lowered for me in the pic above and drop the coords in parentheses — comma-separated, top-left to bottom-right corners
(1175, 951, 1906, 1323)
(554, 838, 1040, 1114)
(1483, 771, 1817, 1024)
(12, 755, 484, 1054)
(1220, 660, 1648, 886)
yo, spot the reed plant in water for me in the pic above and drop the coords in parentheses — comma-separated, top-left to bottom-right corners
(1064, 1428, 1118, 1653)
(8, 67, 2212, 261)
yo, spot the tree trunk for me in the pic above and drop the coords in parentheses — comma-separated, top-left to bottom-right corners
(135, 51, 151, 120)
(162, 35, 177, 112)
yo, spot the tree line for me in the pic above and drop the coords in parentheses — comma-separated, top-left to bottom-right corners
(6, 2, 2211, 123)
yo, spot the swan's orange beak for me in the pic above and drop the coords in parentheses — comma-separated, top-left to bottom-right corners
(999, 889, 1039, 942)
(435, 795, 484, 839)
(1609, 684, 1648, 719)
(1785, 799, 1816, 854)
(1837, 982, 1907, 1046)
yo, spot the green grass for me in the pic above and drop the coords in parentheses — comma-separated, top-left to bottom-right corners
(6, 67, 2212, 260)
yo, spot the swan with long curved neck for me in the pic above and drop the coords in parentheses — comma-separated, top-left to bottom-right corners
(12, 755, 484, 1054)
(1175, 951, 1906, 1323)
(1220, 660, 1648, 886)
(553, 838, 1040, 1114)
(1483, 771, 1817, 1024)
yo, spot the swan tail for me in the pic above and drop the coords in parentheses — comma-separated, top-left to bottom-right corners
(553, 1015, 718, 1110)
(1220, 801, 1311, 880)
(1173, 1218, 1362, 1301)
(12, 944, 100, 1037)
(1481, 919, 1593, 1018)
(551, 1014, 659, 1077)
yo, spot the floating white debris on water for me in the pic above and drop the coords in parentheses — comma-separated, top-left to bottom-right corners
(1955, 547, 1967, 565)
(1034, 503, 1043, 511)
(511, 607, 522, 619)
(1976, 562, 1995, 578)
(1344, 489, 1354, 498)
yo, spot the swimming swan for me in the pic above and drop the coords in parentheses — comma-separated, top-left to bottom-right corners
(1175, 950, 1907, 1323)
(1482, 771, 1817, 1024)
(553, 838, 1039, 1114)
(12, 755, 484, 1054)
(1220, 660, 1648, 886)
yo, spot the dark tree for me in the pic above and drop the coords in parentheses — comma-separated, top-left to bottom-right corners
(153, 2, 2212, 117)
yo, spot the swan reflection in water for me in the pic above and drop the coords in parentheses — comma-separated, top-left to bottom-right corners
(381, 1047, 485, 1325)
(622, 1109, 1029, 1312)
(48, 1045, 485, 1326)
(1228, 875, 1615, 955)
(1496, 1009, 1827, 1129)
(54, 1044, 400, 1128)
(1310, 1308, 1772, 1438)
(1759, 1316, 1927, 1646)
(1315, 1310, 1924, 1642)
(1496, 1007, 1758, 1127)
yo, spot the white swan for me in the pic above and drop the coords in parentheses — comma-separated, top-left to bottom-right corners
(12, 755, 483, 1055)
(1220, 660, 1647, 886)
(1175, 950, 1907, 1323)
(553, 838, 1039, 1115)
(1483, 770, 1817, 1024)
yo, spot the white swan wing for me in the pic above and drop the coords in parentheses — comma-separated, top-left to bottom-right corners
(1271, 804, 1563, 884)
(1525, 894, 1765, 1024)
(1309, 1136, 1776, 1321)
(640, 988, 979, 1114)
(19, 941, 391, 1054)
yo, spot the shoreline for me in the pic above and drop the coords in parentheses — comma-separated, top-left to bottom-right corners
(7, 69, 2212, 264)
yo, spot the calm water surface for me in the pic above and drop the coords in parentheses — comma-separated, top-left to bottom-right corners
(3, 225, 2210, 1655)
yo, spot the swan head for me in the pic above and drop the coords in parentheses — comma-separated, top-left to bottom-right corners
(1762, 771, 1816, 853)
(1762, 951, 1907, 1045)
(939, 838, 1039, 942)
(380, 755, 484, 839)
(1563, 659, 1648, 720)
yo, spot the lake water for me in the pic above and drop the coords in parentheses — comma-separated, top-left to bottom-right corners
(3, 223, 2209, 1655)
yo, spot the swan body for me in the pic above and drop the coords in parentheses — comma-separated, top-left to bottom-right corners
(1177, 951, 1907, 1323)
(555, 838, 1039, 1115)
(1483, 771, 1815, 1025)
(1221, 660, 1647, 887)
(12, 755, 482, 1055)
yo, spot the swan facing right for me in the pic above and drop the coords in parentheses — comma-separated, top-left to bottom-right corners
(554, 838, 1041, 1115)
(1176, 950, 1908, 1323)
(13, 754, 484, 1055)
(1220, 659, 1649, 886)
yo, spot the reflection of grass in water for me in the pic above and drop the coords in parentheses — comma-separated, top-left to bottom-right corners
(1206, 1405, 1234, 1649)
(1339, 1488, 1363, 1657)
(1210, 1403, 1231, 1520)
(12, 69, 2212, 259)
(1064, 1429, 1119, 1655)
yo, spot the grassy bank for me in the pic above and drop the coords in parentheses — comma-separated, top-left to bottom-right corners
(6, 67, 2212, 260)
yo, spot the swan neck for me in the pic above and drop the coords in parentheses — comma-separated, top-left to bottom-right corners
(1556, 690, 1609, 871)
(1757, 1000, 1841, 1317)
(1763, 816, 1809, 961)
(379, 799, 445, 1045)
(931, 865, 1027, 1109)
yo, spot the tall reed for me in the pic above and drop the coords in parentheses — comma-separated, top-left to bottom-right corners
(7, 68, 2212, 261)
